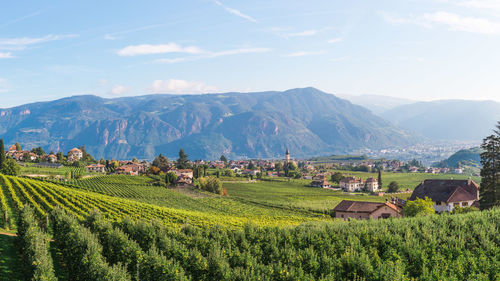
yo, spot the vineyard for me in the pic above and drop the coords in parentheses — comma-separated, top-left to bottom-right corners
(6, 204, 500, 280)
(0, 175, 330, 230)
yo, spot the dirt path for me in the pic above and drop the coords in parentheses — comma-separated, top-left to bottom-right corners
(0, 232, 16, 237)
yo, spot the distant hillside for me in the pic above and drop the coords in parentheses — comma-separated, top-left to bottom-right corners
(0, 87, 417, 160)
(308, 154, 370, 162)
(438, 147, 483, 168)
(337, 94, 417, 115)
(381, 100, 500, 141)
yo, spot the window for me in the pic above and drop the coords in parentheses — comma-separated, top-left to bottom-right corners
(381, 213, 391, 219)
(454, 202, 460, 207)
(436, 201, 441, 205)
(340, 214, 344, 218)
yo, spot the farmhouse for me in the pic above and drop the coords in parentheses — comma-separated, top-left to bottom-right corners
(171, 169, 194, 185)
(310, 174, 332, 188)
(67, 148, 83, 162)
(334, 200, 402, 220)
(115, 162, 145, 175)
(339, 177, 364, 192)
(85, 163, 106, 173)
(364, 177, 379, 192)
(409, 179, 479, 213)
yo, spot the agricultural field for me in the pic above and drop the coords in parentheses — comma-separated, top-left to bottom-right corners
(19, 163, 87, 177)
(332, 170, 481, 190)
(4, 204, 500, 280)
(223, 179, 407, 213)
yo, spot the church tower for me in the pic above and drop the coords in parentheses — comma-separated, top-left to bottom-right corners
(285, 147, 290, 163)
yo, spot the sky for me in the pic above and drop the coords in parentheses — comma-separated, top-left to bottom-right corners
(2, 0, 500, 107)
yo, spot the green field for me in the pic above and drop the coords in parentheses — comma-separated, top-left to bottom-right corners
(19, 163, 88, 177)
(333, 170, 481, 190)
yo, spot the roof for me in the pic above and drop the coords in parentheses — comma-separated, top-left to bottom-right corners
(311, 180, 331, 186)
(365, 177, 377, 182)
(340, 177, 362, 183)
(333, 200, 401, 214)
(69, 148, 82, 153)
(86, 164, 105, 168)
(409, 179, 478, 203)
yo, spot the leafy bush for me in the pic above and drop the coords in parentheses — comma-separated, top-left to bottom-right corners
(17, 206, 57, 281)
(51, 208, 131, 281)
(199, 177, 223, 195)
(403, 197, 435, 217)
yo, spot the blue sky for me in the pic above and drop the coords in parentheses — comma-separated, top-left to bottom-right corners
(2, 0, 500, 107)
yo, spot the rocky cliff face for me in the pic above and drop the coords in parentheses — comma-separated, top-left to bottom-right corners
(0, 87, 417, 160)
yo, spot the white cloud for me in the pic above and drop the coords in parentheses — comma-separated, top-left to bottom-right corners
(0, 52, 13, 58)
(154, 47, 270, 64)
(382, 11, 500, 34)
(284, 50, 325, 57)
(0, 34, 78, 50)
(327, 37, 343, 44)
(458, 0, 500, 10)
(214, 1, 257, 23)
(423, 11, 500, 34)
(287, 30, 318, 37)
(117, 43, 205, 56)
(110, 85, 130, 95)
(149, 79, 217, 94)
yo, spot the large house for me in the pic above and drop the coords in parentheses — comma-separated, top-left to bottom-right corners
(409, 179, 479, 213)
(334, 200, 402, 220)
(339, 177, 364, 191)
(171, 169, 194, 185)
(115, 162, 145, 175)
(340, 177, 380, 192)
(364, 177, 379, 192)
(85, 164, 106, 173)
(67, 148, 83, 162)
(310, 174, 332, 188)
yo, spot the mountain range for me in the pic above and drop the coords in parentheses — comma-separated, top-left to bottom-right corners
(0, 87, 416, 160)
(381, 100, 500, 141)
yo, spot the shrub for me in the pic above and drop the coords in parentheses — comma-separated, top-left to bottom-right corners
(17, 206, 57, 281)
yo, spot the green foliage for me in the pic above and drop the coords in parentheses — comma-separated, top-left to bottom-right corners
(114, 209, 500, 281)
(387, 181, 400, 193)
(220, 155, 227, 163)
(31, 147, 46, 156)
(403, 197, 435, 217)
(17, 206, 57, 281)
(176, 148, 189, 169)
(199, 177, 223, 195)
(452, 206, 479, 214)
(51, 208, 131, 280)
(152, 154, 169, 171)
(165, 172, 178, 186)
(480, 125, 500, 210)
(330, 172, 344, 184)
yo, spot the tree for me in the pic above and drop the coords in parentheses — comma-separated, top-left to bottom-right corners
(31, 147, 46, 156)
(176, 148, 189, 169)
(15, 142, 21, 151)
(56, 152, 64, 161)
(403, 197, 435, 217)
(202, 164, 208, 177)
(0, 139, 5, 169)
(247, 161, 255, 170)
(331, 172, 345, 184)
(220, 155, 228, 163)
(377, 169, 383, 189)
(165, 172, 178, 186)
(152, 154, 169, 171)
(1, 158, 20, 176)
(387, 181, 400, 193)
(275, 162, 282, 174)
(480, 123, 500, 210)
(132, 157, 139, 163)
(199, 177, 223, 195)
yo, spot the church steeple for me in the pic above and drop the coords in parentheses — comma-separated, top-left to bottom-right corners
(285, 147, 290, 163)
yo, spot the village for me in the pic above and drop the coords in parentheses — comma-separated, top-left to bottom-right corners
(2, 143, 482, 222)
